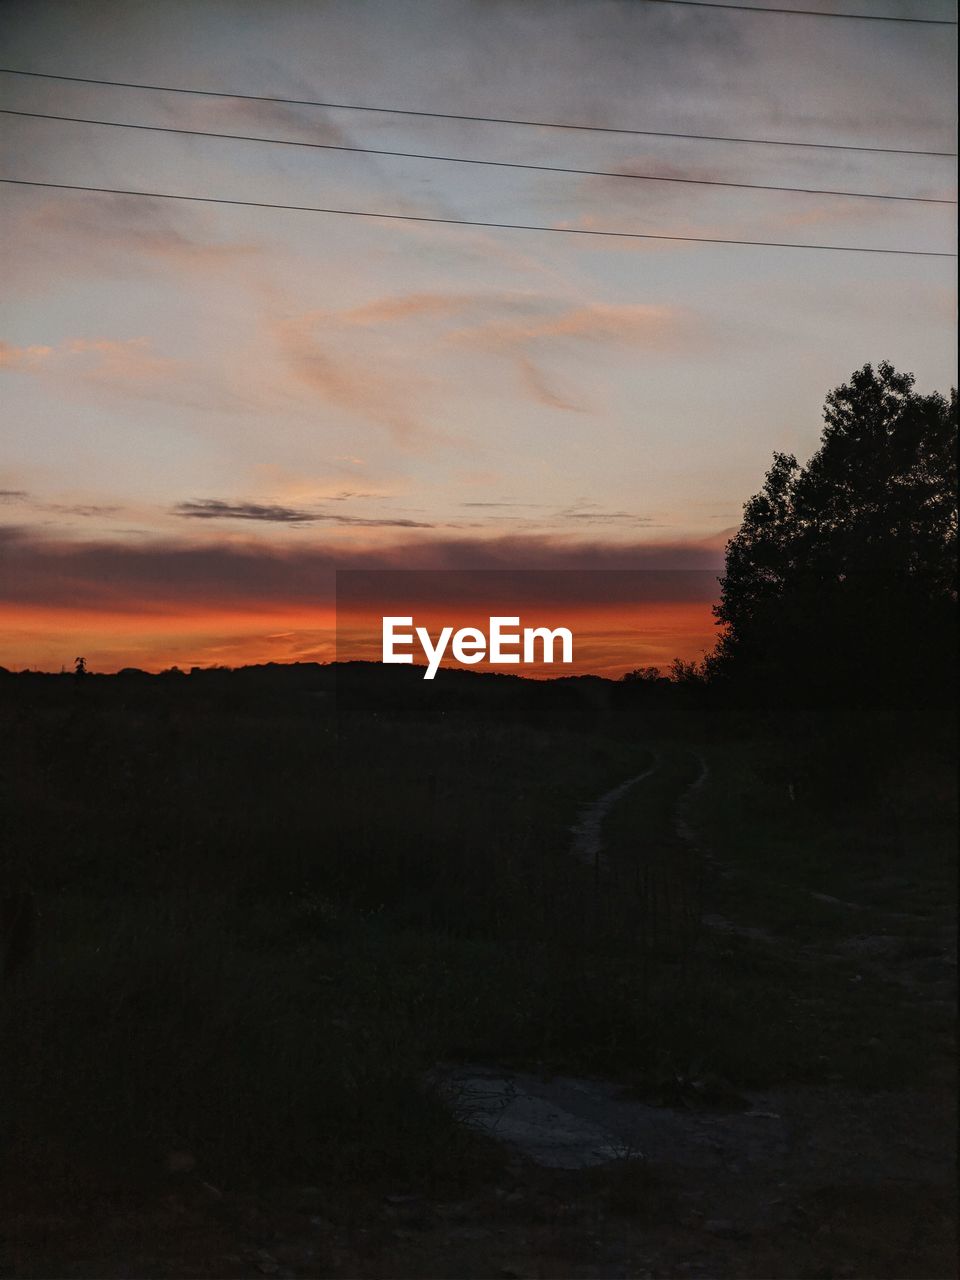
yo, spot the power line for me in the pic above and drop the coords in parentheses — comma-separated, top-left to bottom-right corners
(640, 0, 956, 23)
(1, 67, 954, 158)
(1, 177, 954, 256)
(4, 108, 953, 206)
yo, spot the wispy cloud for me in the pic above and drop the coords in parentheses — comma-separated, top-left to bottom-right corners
(273, 309, 440, 446)
(336, 293, 475, 327)
(516, 352, 585, 412)
(0, 342, 54, 369)
(491, 302, 689, 346)
(173, 498, 434, 528)
(175, 499, 317, 524)
(558, 507, 661, 525)
(460, 501, 547, 509)
(65, 337, 178, 388)
(268, 290, 701, 428)
(43, 503, 122, 518)
(4, 194, 262, 297)
(0, 489, 122, 519)
(1, 332, 260, 414)
(2, 336, 175, 383)
(444, 297, 700, 412)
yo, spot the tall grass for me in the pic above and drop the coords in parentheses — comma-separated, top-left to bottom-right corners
(1, 678, 954, 1197)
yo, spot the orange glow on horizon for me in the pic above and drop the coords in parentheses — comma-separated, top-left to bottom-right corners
(0, 603, 339, 673)
(0, 596, 718, 677)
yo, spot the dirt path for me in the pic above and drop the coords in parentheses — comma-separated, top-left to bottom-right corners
(569, 754, 660, 870)
(441, 752, 714, 1174)
(426, 750, 956, 1276)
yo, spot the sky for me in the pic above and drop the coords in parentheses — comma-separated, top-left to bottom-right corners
(0, 0, 956, 674)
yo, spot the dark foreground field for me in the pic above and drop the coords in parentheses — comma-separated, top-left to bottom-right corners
(1, 664, 956, 1278)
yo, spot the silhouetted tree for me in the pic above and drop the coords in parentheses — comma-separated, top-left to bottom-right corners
(669, 658, 705, 685)
(621, 666, 662, 682)
(714, 362, 957, 707)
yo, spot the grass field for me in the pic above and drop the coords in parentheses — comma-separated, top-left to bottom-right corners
(1, 667, 955, 1275)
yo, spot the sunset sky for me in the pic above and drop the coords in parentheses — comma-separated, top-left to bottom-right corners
(1, 0, 956, 674)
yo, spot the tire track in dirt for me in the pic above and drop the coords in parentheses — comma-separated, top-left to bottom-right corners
(568, 753, 660, 871)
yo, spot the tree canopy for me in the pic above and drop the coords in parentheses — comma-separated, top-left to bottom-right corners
(713, 362, 957, 706)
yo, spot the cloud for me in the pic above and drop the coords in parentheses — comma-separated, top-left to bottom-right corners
(43, 503, 122, 518)
(271, 290, 699, 428)
(2, 335, 174, 384)
(3, 192, 263, 297)
(0, 525, 725, 616)
(169, 494, 670, 535)
(172, 498, 434, 528)
(0, 490, 122, 518)
(64, 337, 179, 387)
(271, 292, 480, 435)
(451, 300, 694, 349)
(202, 96, 355, 149)
(0, 524, 726, 673)
(336, 294, 476, 327)
(461, 501, 547, 509)
(558, 507, 661, 525)
(0, 342, 54, 370)
(327, 515, 435, 527)
(175, 499, 317, 524)
(516, 353, 585, 412)
(442, 297, 700, 410)
(2, 330, 172, 378)
(290, 347, 425, 444)
(1, 332, 259, 414)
